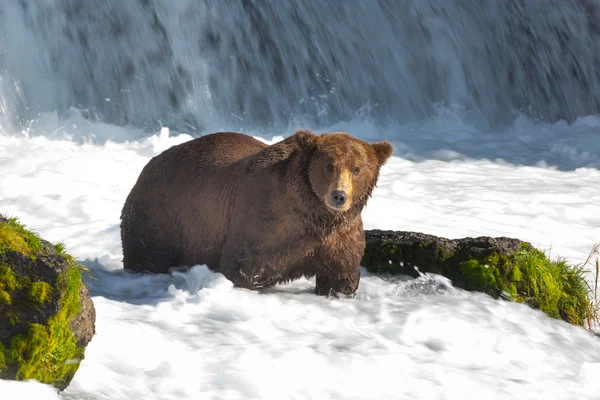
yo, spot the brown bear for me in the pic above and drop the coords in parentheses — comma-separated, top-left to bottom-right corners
(120, 129, 393, 296)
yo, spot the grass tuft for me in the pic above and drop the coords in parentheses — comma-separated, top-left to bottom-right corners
(581, 243, 600, 331)
(54, 241, 67, 256)
(509, 245, 592, 326)
(0, 216, 43, 257)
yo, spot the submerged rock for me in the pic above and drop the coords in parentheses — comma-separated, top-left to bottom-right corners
(0, 215, 95, 390)
(362, 230, 595, 328)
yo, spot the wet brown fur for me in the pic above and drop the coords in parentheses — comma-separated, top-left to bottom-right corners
(120, 129, 393, 295)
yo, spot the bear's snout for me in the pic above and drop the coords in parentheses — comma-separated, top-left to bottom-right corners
(331, 190, 348, 208)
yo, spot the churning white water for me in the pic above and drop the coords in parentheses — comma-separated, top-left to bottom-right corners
(1, 1, 600, 399)
(0, 110, 600, 399)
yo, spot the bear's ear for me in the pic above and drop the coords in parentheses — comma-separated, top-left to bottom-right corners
(372, 141, 394, 164)
(293, 129, 318, 150)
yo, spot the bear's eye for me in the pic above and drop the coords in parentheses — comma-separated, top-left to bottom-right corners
(353, 167, 360, 175)
(327, 163, 334, 172)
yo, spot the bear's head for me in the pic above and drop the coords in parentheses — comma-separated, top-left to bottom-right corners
(294, 129, 393, 213)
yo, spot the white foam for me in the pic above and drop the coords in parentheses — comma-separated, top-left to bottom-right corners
(0, 380, 60, 399)
(1, 111, 600, 399)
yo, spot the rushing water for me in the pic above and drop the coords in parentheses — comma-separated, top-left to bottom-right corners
(1, 0, 600, 134)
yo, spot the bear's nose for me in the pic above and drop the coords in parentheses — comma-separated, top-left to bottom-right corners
(331, 190, 348, 207)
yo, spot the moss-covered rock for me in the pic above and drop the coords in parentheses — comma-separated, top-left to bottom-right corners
(0, 215, 96, 391)
(362, 230, 595, 328)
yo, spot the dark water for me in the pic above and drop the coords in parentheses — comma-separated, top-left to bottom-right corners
(1, 0, 600, 134)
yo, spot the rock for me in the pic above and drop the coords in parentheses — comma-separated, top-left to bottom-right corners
(362, 229, 594, 327)
(0, 215, 96, 391)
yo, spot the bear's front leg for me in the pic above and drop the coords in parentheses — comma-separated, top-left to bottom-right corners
(315, 269, 360, 297)
(314, 226, 364, 297)
(315, 249, 364, 296)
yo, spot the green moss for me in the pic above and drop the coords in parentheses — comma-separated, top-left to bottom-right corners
(457, 259, 499, 292)
(0, 290, 11, 304)
(28, 282, 53, 303)
(0, 342, 6, 370)
(0, 217, 43, 257)
(7, 265, 84, 386)
(380, 241, 399, 256)
(0, 264, 19, 291)
(438, 244, 455, 262)
(0, 224, 30, 256)
(0, 264, 20, 305)
(509, 264, 523, 282)
(4, 310, 19, 325)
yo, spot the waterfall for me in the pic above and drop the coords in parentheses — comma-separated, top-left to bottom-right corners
(1, 0, 599, 134)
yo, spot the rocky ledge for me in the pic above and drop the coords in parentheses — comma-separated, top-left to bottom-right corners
(0, 215, 95, 391)
(362, 230, 595, 328)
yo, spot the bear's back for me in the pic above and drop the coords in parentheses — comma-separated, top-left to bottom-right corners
(121, 132, 269, 272)
(152, 132, 268, 171)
